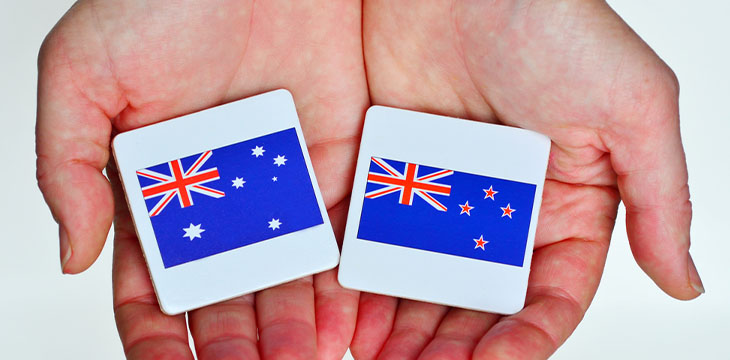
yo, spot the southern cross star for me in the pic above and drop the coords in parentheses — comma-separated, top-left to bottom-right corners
(251, 146, 265, 157)
(474, 235, 488, 250)
(268, 218, 282, 230)
(501, 203, 516, 218)
(459, 201, 475, 216)
(483, 186, 498, 200)
(273, 155, 287, 167)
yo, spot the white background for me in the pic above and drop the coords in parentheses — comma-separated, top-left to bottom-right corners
(1, 1, 728, 359)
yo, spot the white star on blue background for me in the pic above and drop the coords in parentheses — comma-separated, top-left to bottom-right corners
(182, 223, 205, 240)
(231, 177, 246, 189)
(251, 145, 265, 157)
(268, 218, 282, 230)
(273, 155, 287, 167)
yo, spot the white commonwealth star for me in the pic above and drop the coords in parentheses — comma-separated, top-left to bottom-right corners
(251, 145, 265, 157)
(272, 176, 278, 182)
(182, 223, 205, 240)
(273, 155, 288, 167)
(268, 218, 282, 230)
(231, 177, 246, 189)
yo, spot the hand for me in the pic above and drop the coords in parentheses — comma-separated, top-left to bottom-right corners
(351, 0, 702, 358)
(36, 1, 367, 358)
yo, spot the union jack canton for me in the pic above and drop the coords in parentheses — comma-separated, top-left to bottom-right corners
(365, 157, 453, 211)
(136, 151, 225, 217)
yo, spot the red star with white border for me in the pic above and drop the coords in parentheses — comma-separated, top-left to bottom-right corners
(501, 203, 516, 218)
(483, 186, 498, 200)
(474, 235, 488, 250)
(459, 201, 475, 216)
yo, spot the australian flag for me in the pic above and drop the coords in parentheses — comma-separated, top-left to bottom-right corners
(357, 157, 536, 267)
(136, 128, 323, 268)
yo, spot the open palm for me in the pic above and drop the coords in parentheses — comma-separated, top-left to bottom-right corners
(36, 0, 700, 359)
(37, 1, 367, 359)
(351, 1, 700, 359)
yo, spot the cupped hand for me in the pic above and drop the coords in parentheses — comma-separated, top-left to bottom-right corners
(36, 1, 367, 359)
(38, 0, 703, 359)
(351, 0, 702, 359)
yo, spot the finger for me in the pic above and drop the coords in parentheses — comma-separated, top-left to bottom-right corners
(256, 277, 317, 360)
(36, 13, 128, 274)
(313, 199, 359, 360)
(188, 295, 259, 360)
(417, 309, 499, 360)
(112, 221, 192, 358)
(113, 232, 193, 359)
(534, 180, 619, 249)
(109, 162, 192, 359)
(308, 137, 360, 208)
(315, 269, 358, 360)
(349, 294, 398, 360)
(474, 212, 612, 358)
(606, 72, 702, 299)
(376, 300, 449, 360)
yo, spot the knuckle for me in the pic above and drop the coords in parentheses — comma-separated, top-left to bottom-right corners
(35, 154, 59, 197)
(660, 64, 681, 96)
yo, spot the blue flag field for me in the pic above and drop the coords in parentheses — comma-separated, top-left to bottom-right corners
(136, 127, 323, 268)
(357, 157, 536, 267)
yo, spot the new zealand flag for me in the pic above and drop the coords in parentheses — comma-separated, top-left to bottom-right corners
(136, 128, 323, 268)
(357, 157, 536, 267)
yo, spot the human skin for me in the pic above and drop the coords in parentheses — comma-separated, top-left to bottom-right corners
(353, 1, 701, 359)
(36, 0, 701, 359)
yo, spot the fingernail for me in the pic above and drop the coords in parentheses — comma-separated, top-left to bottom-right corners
(687, 254, 705, 295)
(60, 226, 72, 274)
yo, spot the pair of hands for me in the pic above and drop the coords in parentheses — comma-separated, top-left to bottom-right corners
(36, 0, 702, 359)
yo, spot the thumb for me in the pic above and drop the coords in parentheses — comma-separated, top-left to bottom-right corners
(608, 71, 702, 300)
(36, 20, 124, 274)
